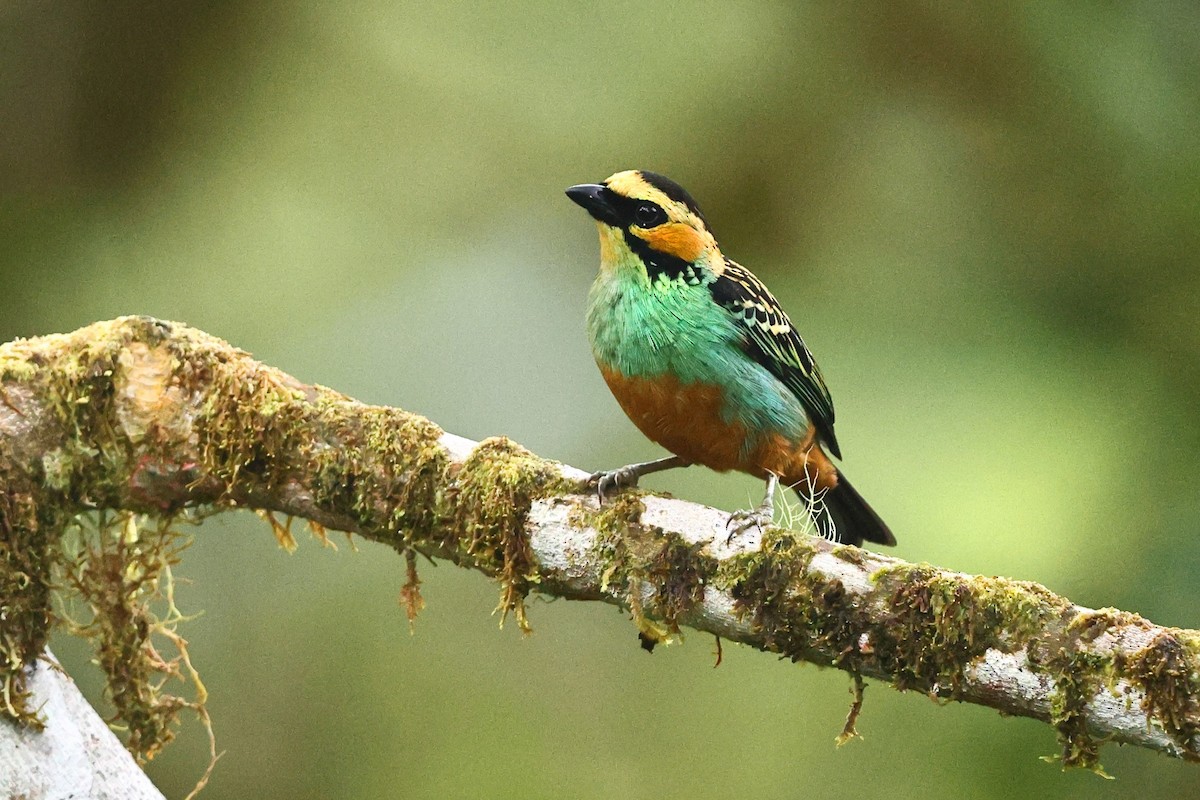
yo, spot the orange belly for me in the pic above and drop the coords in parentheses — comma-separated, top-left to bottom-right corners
(599, 366, 838, 493)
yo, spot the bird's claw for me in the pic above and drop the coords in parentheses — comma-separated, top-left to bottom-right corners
(587, 466, 640, 504)
(725, 502, 773, 543)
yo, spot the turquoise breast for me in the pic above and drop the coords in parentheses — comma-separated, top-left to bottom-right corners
(586, 269, 809, 439)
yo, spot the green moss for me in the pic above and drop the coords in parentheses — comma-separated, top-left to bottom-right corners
(587, 492, 648, 594)
(645, 535, 715, 632)
(1026, 609, 1132, 773)
(450, 437, 574, 632)
(0, 476, 57, 728)
(1034, 607, 1152, 771)
(830, 544, 867, 565)
(1124, 631, 1200, 756)
(0, 319, 212, 753)
(869, 564, 1069, 695)
(0, 354, 38, 382)
(303, 397, 448, 541)
(716, 547, 1090, 760)
(1043, 648, 1112, 772)
(0, 320, 166, 731)
(1069, 607, 1145, 643)
(362, 408, 448, 539)
(58, 512, 201, 761)
(713, 530, 848, 660)
(39, 335, 132, 503)
(579, 492, 719, 647)
(713, 529, 817, 600)
(192, 355, 308, 493)
(713, 531, 876, 738)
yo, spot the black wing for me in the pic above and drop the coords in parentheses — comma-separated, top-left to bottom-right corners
(709, 258, 841, 458)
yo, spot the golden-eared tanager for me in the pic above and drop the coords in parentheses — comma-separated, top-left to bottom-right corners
(566, 169, 895, 548)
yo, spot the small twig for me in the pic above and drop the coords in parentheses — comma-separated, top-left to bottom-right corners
(837, 672, 866, 746)
(400, 549, 425, 633)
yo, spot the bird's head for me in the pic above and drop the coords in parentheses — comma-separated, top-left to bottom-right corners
(566, 170, 719, 284)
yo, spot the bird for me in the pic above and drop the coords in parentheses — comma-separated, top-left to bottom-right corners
(565, 169, 895, 548)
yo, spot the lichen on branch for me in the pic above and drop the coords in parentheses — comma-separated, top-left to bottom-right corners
(0, 317, 581, 758)
(2, 316, 1199, 774)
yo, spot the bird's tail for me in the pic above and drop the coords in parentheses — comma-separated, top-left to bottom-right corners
(797, 470, 895, 548)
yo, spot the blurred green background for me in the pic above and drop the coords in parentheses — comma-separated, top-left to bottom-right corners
(4, 1, 1200, 797)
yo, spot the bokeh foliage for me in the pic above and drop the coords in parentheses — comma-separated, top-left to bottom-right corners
(3, 2, 1199, 797)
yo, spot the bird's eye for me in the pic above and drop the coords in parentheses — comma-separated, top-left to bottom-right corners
(633, 202, 667, 228)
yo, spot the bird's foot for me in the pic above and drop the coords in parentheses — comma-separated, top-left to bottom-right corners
(726, 473, 779, 543)
(725, 498, 775, 543)
(586, 455, 690, 504)
(587, 465, 642, 503)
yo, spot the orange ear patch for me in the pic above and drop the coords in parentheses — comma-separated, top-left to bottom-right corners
(636, 222, 709, 263)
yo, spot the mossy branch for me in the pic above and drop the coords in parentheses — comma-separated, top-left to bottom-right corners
(2, 317, 1199, 778)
